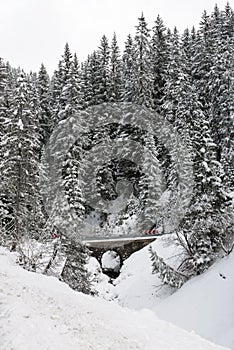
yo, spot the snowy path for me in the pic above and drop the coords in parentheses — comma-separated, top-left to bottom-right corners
(0, 247, 230, 350)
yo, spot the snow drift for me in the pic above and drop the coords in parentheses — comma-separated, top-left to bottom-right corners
(112, 237, 234, 350)
(0, 246, 230, 350)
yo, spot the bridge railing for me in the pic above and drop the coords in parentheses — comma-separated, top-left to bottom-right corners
(83, 229, 170, 243)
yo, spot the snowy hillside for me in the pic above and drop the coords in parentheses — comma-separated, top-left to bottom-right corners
(109, 236, 234, 350)
(112, 235, 180, 309)
(0, 246, 230, 350)
(155, 251, 234, 350)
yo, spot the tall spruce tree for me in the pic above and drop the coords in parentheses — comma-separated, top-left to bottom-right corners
(96, 35, 110, 103)
(0, 70, 44, 249)
(162, 27, 181, 124)
(150, 15, 169, 113)
(122, 34, 135, 102)
(37, 64, 52, 145)
(132, 13, 153, 108)
(208, 5, 234, 190)
(109, 33, 122, 102)
(0, 58, 11, 245)
(138, 131, 163, 230)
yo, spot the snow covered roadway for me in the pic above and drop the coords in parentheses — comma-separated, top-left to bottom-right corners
(0, 247, 230, 350)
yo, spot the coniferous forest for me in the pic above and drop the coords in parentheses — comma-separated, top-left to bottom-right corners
(0, 4, 233, 293)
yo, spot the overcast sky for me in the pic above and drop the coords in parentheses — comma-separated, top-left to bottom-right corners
(0, 0, 231, 74)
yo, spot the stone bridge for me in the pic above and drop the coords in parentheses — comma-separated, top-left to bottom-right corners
(83, 236, 157, 270)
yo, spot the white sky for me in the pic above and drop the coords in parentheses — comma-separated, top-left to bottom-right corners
(0, 0, 231, 74)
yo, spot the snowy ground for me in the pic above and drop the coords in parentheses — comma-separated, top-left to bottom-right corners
(0, 246, 230, 350)
(112, 235, 180, 309)
(104, 236, 234, 350)
(155, 251, 234, 350)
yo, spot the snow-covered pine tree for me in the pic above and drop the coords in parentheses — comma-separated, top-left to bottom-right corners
(0, 70, 44, 251)
(62, 141, 86, 225)
(181, 27, 197, 78)
(151, 6, 233, 279)
(42, 114, 92, 294)
(80, 48, 109, 107)
(71, 53, 82, 110)
(58, 43, 76, 121)
(162, 27, 181, 124)
(96, 35, 110, 103)
(149, 245, 188, 288)
(42, 45, 92, 293)
(163, 45, 195, 230)
(0, 58, 11, 245)
(50, 60, 64, 127)
(132, 13, 153, 108)
(80, 54, 95, 108)
(122, 34, 135, 102)
(159, 28, 184, 196)
(208, 5, 234, 190)
(150, 15, 170, 113)
(60, 51, 87, 222)
(138, 131, 163, 231)
(176, 103, 233, 275)
(109, 33, 122, 102)
(191, 11, 214, 118)
(61, 51, 87, 221)
(37, 64, 52, 145)
(50, 43, 79, 125)
(60, 234, 93, 295)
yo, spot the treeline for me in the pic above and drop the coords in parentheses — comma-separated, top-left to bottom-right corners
(0, 3, 233, 292)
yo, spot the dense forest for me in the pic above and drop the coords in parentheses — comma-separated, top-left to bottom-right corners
(0, 3, 233, 293)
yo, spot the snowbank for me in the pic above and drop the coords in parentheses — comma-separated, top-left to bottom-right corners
(0, 246, 229, 350)
(155, 251, 234, 350)
(111, 236, 234, 350)
(113, 235, 180, 309)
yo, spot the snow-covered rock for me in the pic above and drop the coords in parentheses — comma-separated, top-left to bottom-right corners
(102, 250, 121, 272)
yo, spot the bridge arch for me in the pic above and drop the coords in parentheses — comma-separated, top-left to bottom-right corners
(84, 236, 156, 277)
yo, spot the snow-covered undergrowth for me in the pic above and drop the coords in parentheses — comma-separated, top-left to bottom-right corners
(0, 246, 229, 350)
(109, 236, 234, 350)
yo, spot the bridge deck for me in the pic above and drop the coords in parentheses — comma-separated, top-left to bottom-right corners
(83, 235, 158, 244)
(83, 235, 158, 249)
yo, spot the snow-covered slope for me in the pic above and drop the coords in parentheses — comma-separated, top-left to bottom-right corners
(155, 251, 234, 350)
(0, 247, 229, 350)
(113, 235, 180, 309)
(111, 237, 234, 350)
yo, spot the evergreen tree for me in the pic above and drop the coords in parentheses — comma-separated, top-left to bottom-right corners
(132, 13, 153, 108)
(61, 235, 93, 294)
(80, 54, 96, 108)
(50, 60, 64, 126)
(122, 34, 135, 102)
(0, 70, 44, 249)
(50, 43, 78, 124)
(138, 131, 163, 230)
(150, 15, 169, 112)
(96, 35, 110, 103)
(191, 11, 214, 116)
(109, 33, 122, 102)
(58, 43, 76, 121)
(208, 5, 234, 190)
(149, 245, 188, 288)
(0, 58, 11, 245)
(37, 64, 52, 144)
(176, 103, 233, 275)
(162, 27, 181, 124)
